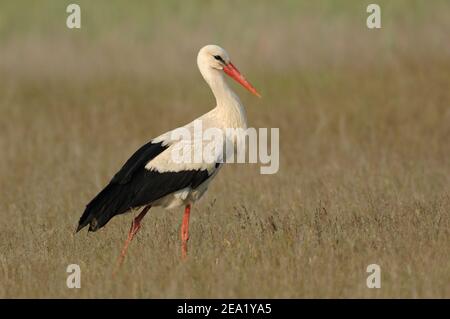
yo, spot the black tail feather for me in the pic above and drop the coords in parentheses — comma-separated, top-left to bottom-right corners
(77, 182, 134, 232)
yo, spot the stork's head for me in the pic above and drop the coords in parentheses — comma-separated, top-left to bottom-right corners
(197, 44, 261, 98)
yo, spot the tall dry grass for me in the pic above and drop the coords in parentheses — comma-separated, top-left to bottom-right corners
(0, 1, 449, 298)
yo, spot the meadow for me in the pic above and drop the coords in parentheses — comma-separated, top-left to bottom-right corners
(0, 0, 449, 298)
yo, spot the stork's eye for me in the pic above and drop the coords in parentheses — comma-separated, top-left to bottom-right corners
(213, 55, 224, 63)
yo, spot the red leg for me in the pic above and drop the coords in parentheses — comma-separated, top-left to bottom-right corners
(181, 204, 191, 259)
(114, 206, 151, 274)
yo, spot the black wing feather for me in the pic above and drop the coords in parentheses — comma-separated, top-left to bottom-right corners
(77, 141, 211, 232)
(111, 141, 167, 184)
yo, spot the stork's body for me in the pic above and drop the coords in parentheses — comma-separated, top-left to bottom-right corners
(76, 45, 260, 266)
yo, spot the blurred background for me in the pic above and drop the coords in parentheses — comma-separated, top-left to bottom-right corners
(0, 0, 449, 298)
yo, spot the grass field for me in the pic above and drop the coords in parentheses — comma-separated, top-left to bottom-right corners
(0, 1, 449, 298)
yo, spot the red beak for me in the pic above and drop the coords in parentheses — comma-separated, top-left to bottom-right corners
(223, 62, 261, 98)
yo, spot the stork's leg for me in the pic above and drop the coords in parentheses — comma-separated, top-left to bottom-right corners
(114, 205, 151, 272)
(181, 204, 191, 259)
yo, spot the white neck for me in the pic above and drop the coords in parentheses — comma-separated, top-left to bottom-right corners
(197, 61, 247, 129)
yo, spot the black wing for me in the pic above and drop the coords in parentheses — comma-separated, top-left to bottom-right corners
(77, 141, 211, 232)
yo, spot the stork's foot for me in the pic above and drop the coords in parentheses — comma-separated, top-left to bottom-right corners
(118, 219, 141, 262)
(181, 236, 189, 259)
(113, 206, 150, 276)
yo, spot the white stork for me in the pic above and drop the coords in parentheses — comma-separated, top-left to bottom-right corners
(77, 45, 260, 266)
